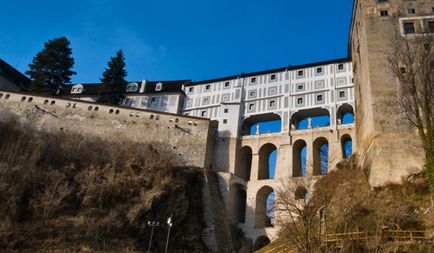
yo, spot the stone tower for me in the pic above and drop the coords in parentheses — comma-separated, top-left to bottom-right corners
(350, 0, 432, 186)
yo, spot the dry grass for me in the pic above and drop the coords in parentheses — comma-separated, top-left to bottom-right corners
(0, 119, 206, 252)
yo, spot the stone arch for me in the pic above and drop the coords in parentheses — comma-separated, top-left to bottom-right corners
(341, 134, 353, 159)
(241, 113, 282, 135)
(337, 103, 355, 125)
(295, 186, 308, 200)
(313, 137, 329, 176)
(229, 183, 247, 223)
(254, 235, 271, 251)
(255, 186, 275, 228)
(293, 139, 307, 177)
(235, 146, 252, 181)
(258, 143, 277, 180)
(290, 108, 331, 130)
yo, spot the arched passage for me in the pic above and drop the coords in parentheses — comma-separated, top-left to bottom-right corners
(241, 113, 282, 135)
(293, 140, 307, 177)
(255, 186, 275, 228)
(295, 186, 308, 200)
(258, 143, 277, 180)
(337, 104, 355, 125)
(254, 236, 271, 251)
(229, 184, 247, 223)
(235, 146, 252, 181)
(341, 134, 353, 159)
(291, 108, 330, 130)
(313, 137, 329, 176)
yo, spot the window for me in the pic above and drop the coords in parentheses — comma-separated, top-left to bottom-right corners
(269, 100, 276, 107)
(223, 119, 228, 124)
(403, 22, 415, 34)
(297, 97, 303, 105)
(339, 91, 346, 98)
(380, 10, 389, 16)
(151, 97, 158, 106)
(249, 90, 256, 97)
(338, 64, 344, 70)
(203, 98, 209, 104)
(155, 82, 162, 91)
(297, 84, 304, 91)
(316, 95, 323, 102)
(224, 108, 229, 113)
(251, 77, 257, 83)
(316, 67, 323, 74)
(224, 81, 230, 88)
(201, 111, 207, 117)
(248, 103, 255, 111)
(270, 74, 276, 81)
(407, 8, 416, 14)
(432, 7, 434, 13)
(429, 21, 434, 33)
(205, 84, 211, 91)
(297, 70, 304, 77)
(378, 0, 388, 2)
(400, 67, 407, 74)
(188, 87, 194, 93)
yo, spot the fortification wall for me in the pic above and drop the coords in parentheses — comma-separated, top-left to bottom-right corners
(0, 91, 212, 169)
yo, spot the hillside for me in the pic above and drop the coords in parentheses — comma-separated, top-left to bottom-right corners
(0, 118, 207, 252)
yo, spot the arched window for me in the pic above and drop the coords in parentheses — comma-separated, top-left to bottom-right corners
(291, 108, 330, 130)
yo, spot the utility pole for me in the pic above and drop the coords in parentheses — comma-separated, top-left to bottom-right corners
(164, 214, 173, 253)
(147, 221, 159, 253)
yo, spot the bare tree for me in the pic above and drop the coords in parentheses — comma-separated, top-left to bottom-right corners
(275, 177, 333, 253)
(388, 33, 434, 197)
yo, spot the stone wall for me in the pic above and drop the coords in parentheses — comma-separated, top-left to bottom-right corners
(0, 91, 212, 169)
(350, 0, 427, 186)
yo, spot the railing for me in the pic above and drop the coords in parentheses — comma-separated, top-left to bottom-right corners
(257, 230, 433, 253)
(322, 230, 433, 246)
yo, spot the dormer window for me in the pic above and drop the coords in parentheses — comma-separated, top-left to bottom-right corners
(126, 83, 139, 92)
(71, 84, 84, 94)
(155, 82, 163, 91)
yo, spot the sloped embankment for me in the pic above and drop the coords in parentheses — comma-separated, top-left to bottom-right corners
(0, 119, 207, 252)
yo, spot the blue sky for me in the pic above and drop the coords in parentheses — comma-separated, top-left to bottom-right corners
(0, 0, 353, 83)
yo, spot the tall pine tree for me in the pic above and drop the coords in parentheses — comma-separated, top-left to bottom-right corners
(97, 50, 127, 105)
(26, 37, 76, 95)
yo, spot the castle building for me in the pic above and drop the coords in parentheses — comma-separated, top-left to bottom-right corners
(3, 0, 430, 249)
(0, 58, 31, 92)
(64, 58, 356, 247)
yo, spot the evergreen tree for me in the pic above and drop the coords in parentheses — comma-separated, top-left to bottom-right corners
(26, 37, 76, 95)
(97, 50, 127, 105)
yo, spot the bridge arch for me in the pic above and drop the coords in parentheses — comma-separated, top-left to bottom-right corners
(258, 143, 277, 180)
(253, 235, 271, 251)
(293, 139, 307, 177)
(313, 137, 329, 176)
(235, 146, 252, 181)
(290, 108, 330, 130)
(337, 103, 355, 125)
(229, 183, 247, 223)
(241, 113, 281, 135)
(341, 134, 353, 159)
(255, 185, 275, 228)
